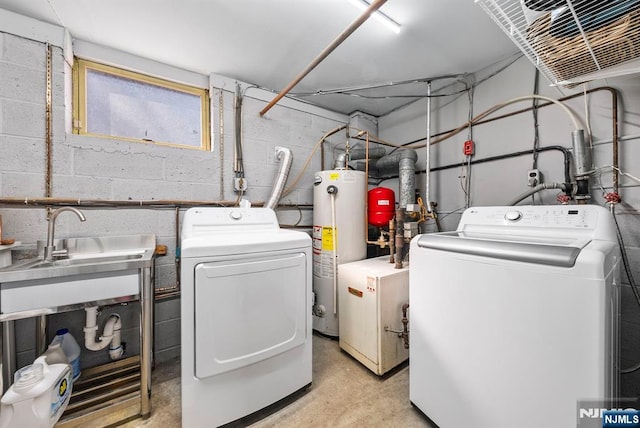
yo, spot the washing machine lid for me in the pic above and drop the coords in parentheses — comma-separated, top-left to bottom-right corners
(416, 231, 588, 267)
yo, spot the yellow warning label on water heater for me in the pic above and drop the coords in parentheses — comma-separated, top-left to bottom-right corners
(322, 226, 336, 251)
(329, 173, 340, 181)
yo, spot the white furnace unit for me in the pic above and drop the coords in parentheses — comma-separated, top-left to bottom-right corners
(410, 205, 620, 428)
(339, 256, 409, 375)
(180, 207, 312, 427)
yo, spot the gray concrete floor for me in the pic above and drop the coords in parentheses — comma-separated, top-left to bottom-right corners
(121, 333, 434, 427)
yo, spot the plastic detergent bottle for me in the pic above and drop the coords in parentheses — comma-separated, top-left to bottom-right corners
(42, 342, 68, 366)
(51, 329, 81, 381)
(0, 356, 72, 428)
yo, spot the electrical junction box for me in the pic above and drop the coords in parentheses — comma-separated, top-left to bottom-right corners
(233, 177, 248, 192)
(528, 169, 542, 187)
(338, 256, 409, 376)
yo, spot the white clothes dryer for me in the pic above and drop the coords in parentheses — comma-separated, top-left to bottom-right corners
(410, 205, 620, 428)
(180, 207, 312, 427)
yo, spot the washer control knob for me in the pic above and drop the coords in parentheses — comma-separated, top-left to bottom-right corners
(230, 210, 242, 220)
(505, 211, 522, 222)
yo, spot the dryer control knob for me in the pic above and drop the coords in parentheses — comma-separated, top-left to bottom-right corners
(230, 210, 242, 220)
(505, 210, 522, 222)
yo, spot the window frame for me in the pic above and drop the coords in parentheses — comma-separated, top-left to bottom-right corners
(73, 58, 211, 151)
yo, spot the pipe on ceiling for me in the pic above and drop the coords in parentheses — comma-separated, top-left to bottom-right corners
(259, 0, 388, 116)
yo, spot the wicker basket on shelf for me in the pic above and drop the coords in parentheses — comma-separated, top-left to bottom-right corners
(526, 8, 640, 82)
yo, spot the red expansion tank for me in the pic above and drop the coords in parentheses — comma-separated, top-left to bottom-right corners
(368, 187, 395, 227)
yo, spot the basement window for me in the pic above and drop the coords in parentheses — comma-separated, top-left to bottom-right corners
(73, 59, 210, 150)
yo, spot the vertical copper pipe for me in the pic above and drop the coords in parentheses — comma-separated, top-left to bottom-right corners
(389, 218, 395, 264)
(259, 0, 388, 116)
(606, 88, 619, 194)
(401, 303, 409, 349)
(395, 208, 404, 269)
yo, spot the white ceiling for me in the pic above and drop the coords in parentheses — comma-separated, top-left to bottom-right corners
(0, 0, 518, 116)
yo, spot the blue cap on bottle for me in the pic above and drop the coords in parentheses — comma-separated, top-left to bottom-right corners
(56, 328, 69, 335)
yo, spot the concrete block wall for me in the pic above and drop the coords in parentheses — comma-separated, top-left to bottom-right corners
(0, 27, 347, 370)
(379, 55, 640, 397)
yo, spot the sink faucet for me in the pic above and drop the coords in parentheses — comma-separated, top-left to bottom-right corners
(44, 207, 86, 261)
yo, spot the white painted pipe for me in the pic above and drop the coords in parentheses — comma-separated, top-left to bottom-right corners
(425, 81, 432, 213)
(83, 307, 124, 360)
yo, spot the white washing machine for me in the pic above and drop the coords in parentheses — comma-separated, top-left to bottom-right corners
(409, 205, 620, 428)
(180, 207, 312, 428)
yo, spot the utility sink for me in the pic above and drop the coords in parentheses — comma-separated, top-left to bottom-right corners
(0, 234, 156, 319)
(10, 252, 145, 270)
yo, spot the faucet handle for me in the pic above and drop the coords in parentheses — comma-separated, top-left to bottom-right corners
(51, 249, 69, 260)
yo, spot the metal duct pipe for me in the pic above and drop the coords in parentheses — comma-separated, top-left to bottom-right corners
(375, 149, 418, 209)
(350, 146, 386, 160)
(395, 208, 405, 269)
(399, 156, 416, 209)
(348, 159, 376, 171)
(335, 146, 385, 169)
(572, 129, 592, 176)
(265, 146, 293, 210)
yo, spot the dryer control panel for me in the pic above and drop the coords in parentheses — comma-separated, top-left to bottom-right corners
(182, 208, 279, 239)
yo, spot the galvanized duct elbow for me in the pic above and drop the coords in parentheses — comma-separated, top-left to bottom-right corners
(265, 146, 293, 210)
(348, 149, 418, 209)
(336, 146, 386, 169)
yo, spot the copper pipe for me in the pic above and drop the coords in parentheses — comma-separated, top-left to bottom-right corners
(389, 218, 395, 264)
(401, 303, 409, 349)
(0, 197, 240, 208)
(350, 129, 404, 149)
(259, 0, 388, 116)
(0, 197, 314, 211)
(394, 208, 404, 269)
(606, 88, 619, 194)
(174, 206, 181, 292)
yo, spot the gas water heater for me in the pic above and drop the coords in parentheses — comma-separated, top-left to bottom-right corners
(312, 170, 366, 336)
